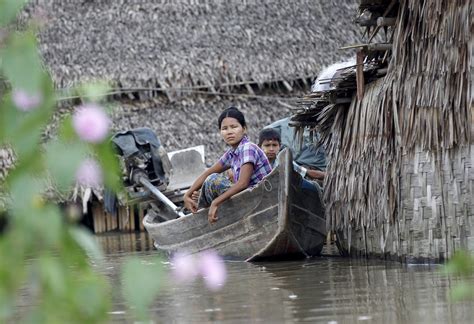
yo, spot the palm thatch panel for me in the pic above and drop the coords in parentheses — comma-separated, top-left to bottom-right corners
(293, 0, 472, 261)
(23, 0, 361, 90)
(390, 0, 472, 151)
(323, 78, 398, 233)
(109, 95, 295, 164)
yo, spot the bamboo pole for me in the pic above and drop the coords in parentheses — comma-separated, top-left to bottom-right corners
(138, 207, 145, 231)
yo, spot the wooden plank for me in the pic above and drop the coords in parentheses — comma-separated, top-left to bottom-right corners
(99, 206, 105, 233)
(129, 206, 135, 232)
(103, 207, 107, 233)
(356, 50, 365, 100)
(112, 211, 117, 231)
(138, 207, 145, 231)
(120, 207, 128, 231)
(92, 204, 100, 234)
(118, 207, 123, 231)
(377, 17, 396, 26)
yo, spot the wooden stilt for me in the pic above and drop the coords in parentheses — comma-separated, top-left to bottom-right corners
(118, 207, 123, 231)
(92, 204, 100, 233)
(122, 206, 129, 231)
(129, 206, 135, 231)
(104, 208, 109, 232)
(138, 207, 145, 231)
(99, 206, 105, 233)
(111, 211, 117, 231)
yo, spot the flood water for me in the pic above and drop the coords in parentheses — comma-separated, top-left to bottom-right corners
(96, 232, 474, 323)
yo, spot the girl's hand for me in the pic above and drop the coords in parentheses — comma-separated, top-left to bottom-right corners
(191, 190, 200, 202)
(184, 194, 198, 213)
(208, 202, 219, 224)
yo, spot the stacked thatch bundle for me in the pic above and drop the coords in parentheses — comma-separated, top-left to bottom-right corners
(24, 0, 360, 90)
(18, 0, 362, 160)
(2, 1, 364, 230)
(110, 95, 302, 164)
(292, 0, 473, 261)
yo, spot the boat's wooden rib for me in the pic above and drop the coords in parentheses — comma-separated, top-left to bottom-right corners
(143, 149, 326, 261)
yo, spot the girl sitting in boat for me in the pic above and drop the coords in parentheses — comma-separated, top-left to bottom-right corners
(184, 107, 272, 224)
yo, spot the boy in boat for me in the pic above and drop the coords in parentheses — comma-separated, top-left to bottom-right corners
(184, 107, 272, 224)
(258, 128, 325, 182)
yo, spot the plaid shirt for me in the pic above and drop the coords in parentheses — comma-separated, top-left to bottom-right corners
(219, 136, 272, 186)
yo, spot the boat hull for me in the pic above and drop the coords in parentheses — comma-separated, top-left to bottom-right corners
(143, 149, 326, 261)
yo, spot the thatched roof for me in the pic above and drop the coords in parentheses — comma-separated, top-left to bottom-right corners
(291, 0, 473, 235)
(23, 0, 362, 91)
(109, 94, 296, 164)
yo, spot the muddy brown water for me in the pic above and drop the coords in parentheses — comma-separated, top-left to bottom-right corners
(96, 232, 473, 323)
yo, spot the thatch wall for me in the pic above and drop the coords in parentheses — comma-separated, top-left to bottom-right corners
(324, 0, 473, 261)
(110, 95, 295, 164)
(15, 0, 364, 166)
(2, 0, 364, 182)
(23, 0, 361, 91)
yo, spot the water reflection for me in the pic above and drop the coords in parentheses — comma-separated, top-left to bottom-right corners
(98, 233, 474, 323)
(96, 232, 155, 255)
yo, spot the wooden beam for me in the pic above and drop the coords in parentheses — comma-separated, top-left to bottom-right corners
(339, 43, 369, 50)
(138, 207, 145, 231)
(129, 206, 135, 232)
(377, 17, 396, 26)
(367, 43, 392, 51)
(356, 50, 365, 101)
(376, 68, 388, 76)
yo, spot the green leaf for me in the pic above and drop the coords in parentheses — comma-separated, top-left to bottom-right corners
(121, 257, 164, 321)
(38, 255, 66, 297)
(2, 75, 55, 159)
(69, 227, 104, 261)
(41, 206, 63, 246)
(58, 116, 78, 142)
(71, 274, 110, 322)
(24, 205, 63, 249)
(444, 250, 474, 277)
(94, 141, 122, 193)
(8, 175, 62, 247)
(0, 231, 26, 321)
(9, 173, 43, 217)
(44, 140, 89, 192)
(0, 0, 28, 26)
(1, 31, 43, 93)
(77, 81, 111, 103)
(450, 282, 474, 301)
(0, 97, 19, 144)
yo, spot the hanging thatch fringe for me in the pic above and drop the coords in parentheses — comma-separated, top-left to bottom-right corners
(391, 0, 471, 151)
(324, 77, 398, 232)
(19, 0, 361, 92)
(293, 0, 472, 260)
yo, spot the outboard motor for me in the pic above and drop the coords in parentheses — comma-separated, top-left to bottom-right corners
(112, 127, 185, 220)
(112, 127, 171, 189)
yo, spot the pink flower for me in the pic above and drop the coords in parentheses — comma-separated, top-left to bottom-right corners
(171, 250, 227, 291)
(198, 250, 227, 291)
(76, 158, 103, 187)
(171, 252, 199, 283)
(72, 103, 110, 143)
(12, 89, 42, 111)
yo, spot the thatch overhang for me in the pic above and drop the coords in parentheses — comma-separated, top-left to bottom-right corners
(110, 94, 297, 164)
(5, 1, 363, 210)
(292, 0, 473, 260)
(22, 0, 361, 92)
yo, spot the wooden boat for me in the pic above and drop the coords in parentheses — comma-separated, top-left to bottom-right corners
(143, 149, 326, 261)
